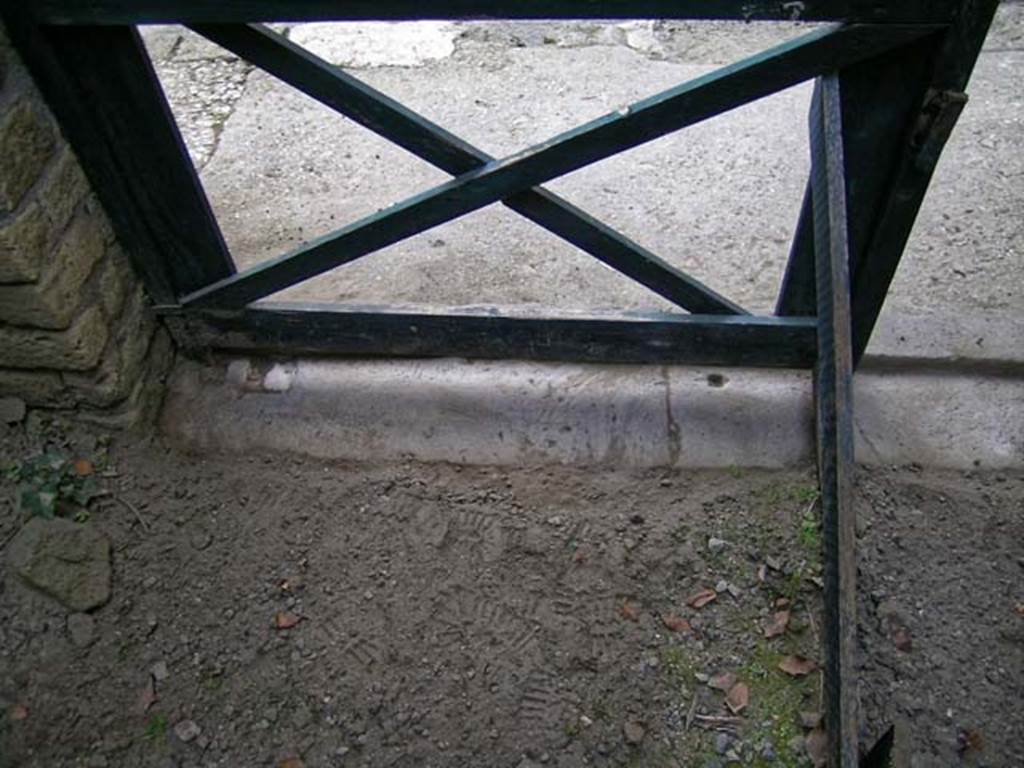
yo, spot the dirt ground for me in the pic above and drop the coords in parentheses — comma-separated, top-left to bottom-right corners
(0, 419, 1021, 768)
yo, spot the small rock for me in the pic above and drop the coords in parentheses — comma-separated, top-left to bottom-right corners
(727, 583, 743, 599)
(67, 613, 95, 648)
(190, 529, 213, 551)
(766, 556, 783, 571)
(546, 515, 564, 526)
(579, 715, 594, 728)
(623, 720, 645, 746)
(708, 537, 728, 553)
(799, 711, 822, 730)
(629, 513, 645, 525)
(715, 579, 729, 593)
(8, 518, 112, 611)
(0, 396, 26, 424)
(142, 575, 158, 589)
(173, 719, 201, 743)
(715, 732, 732, 754)
(151, 660, 169, 682)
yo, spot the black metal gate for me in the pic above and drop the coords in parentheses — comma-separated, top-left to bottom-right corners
(3, 2, 997, 765)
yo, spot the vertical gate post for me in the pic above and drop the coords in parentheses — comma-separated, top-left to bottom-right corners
(809, 73, 858, 768)
(0, 11, 235, 304)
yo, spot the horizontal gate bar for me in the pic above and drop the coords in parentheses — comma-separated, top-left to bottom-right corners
(191, 23, 745, 315)
(160, 303, 819, 368)
(31, 1, 959, 25)
(183, 23, 938, 310)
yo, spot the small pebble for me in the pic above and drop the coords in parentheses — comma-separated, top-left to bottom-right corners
(623, 720, 645, 745)
(173, 719, 201, 743)
(715, 732, 732, 754)
(151, 660, 169, 681)
(708, 537, 728, 553)
(67, 613, 95, 648)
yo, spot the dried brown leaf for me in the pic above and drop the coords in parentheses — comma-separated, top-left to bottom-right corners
(72, 458, 94, 477)
(279, 759, 305, 768)
(805, 727, 828, 768)
(708, 672, 737, 692)
(686, 588, 717, 609)
(274, 612, 301, 630)
(957, 727, 983, 755)
(778, 655, 818, 677)
(757, 564, 767, 583)
(661, 614, 691, 634)
(725, 682, 749, 715)
(619, 601, 640, 622)
(893, 626, 913, 652)
(764, 610, 791, 639)
(138, 678, 158, 713)
(799, 711, 822, 730)
(7, 705, 28, 722)
(774, 597, 791, 609)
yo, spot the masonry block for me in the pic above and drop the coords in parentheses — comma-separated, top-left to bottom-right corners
(0, 211, 105, 328)
(0, 305, 108, 371)
(0, 201, 48, 283)
(63, 286, 156, 406)
(96, 243, 135, 322)
(0, 368, 69, 407)
(37, 147, 90, 234)
(0, 99, 55, 213)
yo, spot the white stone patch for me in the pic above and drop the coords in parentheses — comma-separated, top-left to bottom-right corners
(289, 22, 459, 68)
(262, 364, 294, 393)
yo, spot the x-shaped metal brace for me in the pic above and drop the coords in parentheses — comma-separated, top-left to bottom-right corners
(181, 22, 934, 311)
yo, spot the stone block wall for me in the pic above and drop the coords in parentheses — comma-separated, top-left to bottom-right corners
(0, 22, 173, 428)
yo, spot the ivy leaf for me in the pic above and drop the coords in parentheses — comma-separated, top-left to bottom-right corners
(72, 475, 101, 506)
(19, 488, 57, 518)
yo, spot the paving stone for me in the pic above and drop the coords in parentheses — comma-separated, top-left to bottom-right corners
(8, 518, 112, 612)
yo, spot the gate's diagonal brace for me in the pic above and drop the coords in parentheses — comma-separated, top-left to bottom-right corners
(182, 22, 937, 310)
(189, 23, 744, 316)
(810, 74, 858, 767)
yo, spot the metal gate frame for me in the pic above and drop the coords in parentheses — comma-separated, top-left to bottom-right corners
(3, 2, 998, 765)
